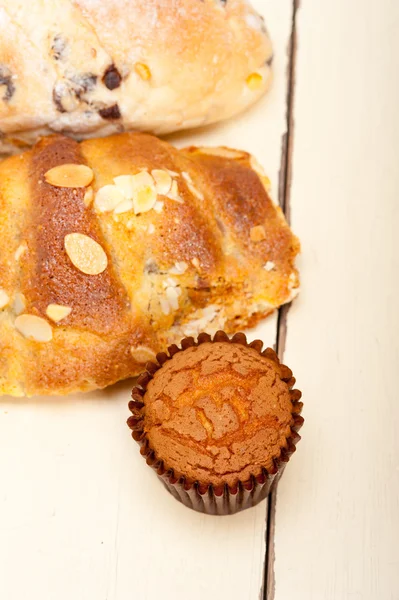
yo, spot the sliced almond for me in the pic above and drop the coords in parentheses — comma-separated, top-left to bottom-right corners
(133, 188, 157, 214)
(13, 292, 26, 315)
(114, 199, 134, 214)
(119, 172, 157, 214)
(130, 345, 156, 364)
(169, 261, 188, 275)
(14, 242, 27, 261)
(94, 184, 125, 213)
(151, 169, 172, 196)
(0, 289, 10, 309)
(182, 171, 193, 185)
(160, 297, 171, 316)
(167, 180, 184, 204)
(44, 164, 93, 188)
(166, 169, 180, 177)
(198, 147, 246, 160)
(188, 182, 204, 200)
(163, 277, 178, 288)
(182, 173, 204, 201)
(264, 261, 275, 272)
(15, 314, 52, 342)
(147, 223, 155, 234)
(246, 72, 263, 91)
(46, 304, 72, 323)
(250, 225, 266, 242)
(83, 187, 94, 207)
(114, 175, 135, 198)
(132, 171, 154, 189)
(153, 201, 164, 213)
(165, 286, 180, 310)
(64, 233, 108, 275)
(191, 257, 201, 270)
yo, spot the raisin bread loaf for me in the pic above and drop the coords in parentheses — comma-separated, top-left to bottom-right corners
(0, 0, 272, 153)
(0, 133, 299, 396)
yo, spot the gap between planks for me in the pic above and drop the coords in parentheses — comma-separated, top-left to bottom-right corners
(262, 1, 299, 599)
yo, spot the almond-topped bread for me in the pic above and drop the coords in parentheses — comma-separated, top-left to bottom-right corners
(0, 0, 272, 153)
(0, 133, 299, 396)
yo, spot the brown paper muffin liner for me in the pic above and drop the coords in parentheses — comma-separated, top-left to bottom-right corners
(127, 330, 304, 516)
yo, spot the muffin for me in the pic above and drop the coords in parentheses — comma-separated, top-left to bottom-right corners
(127, 331, 303, 515)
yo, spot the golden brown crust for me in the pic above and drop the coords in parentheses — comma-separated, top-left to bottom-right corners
(0, 132, 299, 396)
(26, 135, 129, 333)
(142, 342, 294, 486)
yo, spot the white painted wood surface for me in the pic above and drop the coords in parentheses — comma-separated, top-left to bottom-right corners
(0, 3, 294, 599)
(273, 0, 399, 598)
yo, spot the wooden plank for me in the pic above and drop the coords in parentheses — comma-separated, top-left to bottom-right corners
(264, 1, 298, 596)
(272, 0, 399, 598)
(0, 2, 295, 600)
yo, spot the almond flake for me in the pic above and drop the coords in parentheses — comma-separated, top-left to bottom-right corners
(246, 72, 263, 91)
(64, 233, 108, 275)
(130, 346, 156, 364)
(0, 289, 10, 309)
(191, 257, 201, 270)
(44, 164, 93, 188)
(151, 169, 172, 196)
(153, 201, 164, 213)
(198, 147, 246, 160)
(117, 171, 157, 214)
(94, 184, 125, 213)
(147, 223, 155, 234)
(133, 187, 157, 214)
(164, 277, 178, 288)
(182, 171, 193, 185)
(14, 242, 27, 261)
(131, 171, 154, 190)
(264, 261, 275, 271)
(187, 180, 204, 201)
(250, 225, 266, 242)
(169, 261, 188, 275)
(182, 172, 204, 199)
(166, 169, 180, 177)
(114, 198, 134, 214)
(46, 304, 72, 323)
(15, 314, 52, 342)
(160, 297, 171, 315)
(113, 175, 135, 198)
(167, 180, 184, 204)
(13, 293, 26, 315)
(83, 187, 94, 207)
(165, 286, 179, 310)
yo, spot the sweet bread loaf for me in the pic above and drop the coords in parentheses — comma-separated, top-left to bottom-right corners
(0, 0, 272, 153)
(0, 132, 299, 396)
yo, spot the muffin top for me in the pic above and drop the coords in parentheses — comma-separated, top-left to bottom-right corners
(141, 341, 295, 487)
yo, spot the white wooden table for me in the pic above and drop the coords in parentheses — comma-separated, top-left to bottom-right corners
(1, 1, 399, 598)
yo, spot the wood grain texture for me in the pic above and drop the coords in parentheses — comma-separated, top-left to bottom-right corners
(0, 3, 295, 599)
(272, 0, 399, 598)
